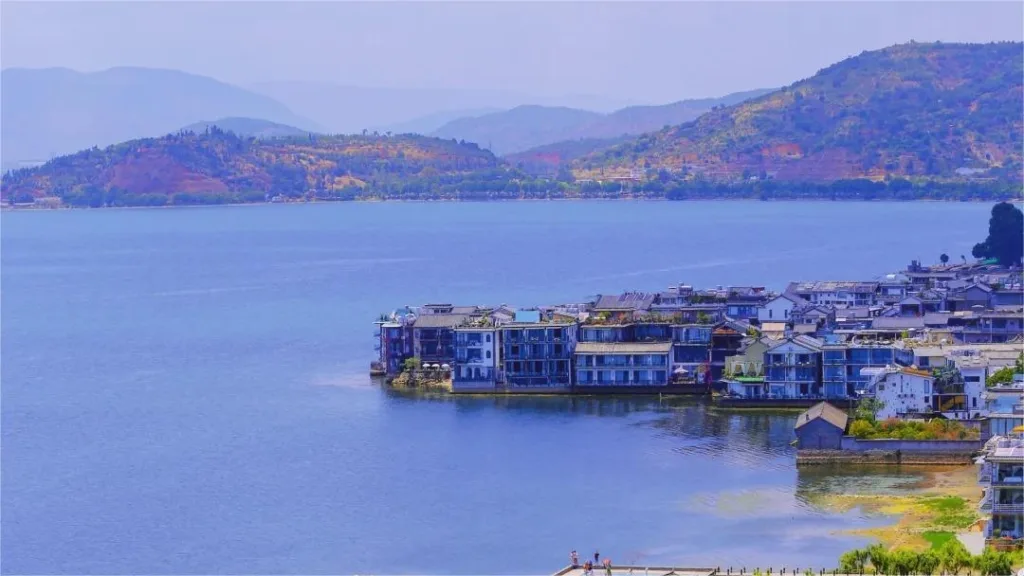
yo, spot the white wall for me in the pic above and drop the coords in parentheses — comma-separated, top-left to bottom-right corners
(758, 297, 794, 323)
(874, 372, 932, 419)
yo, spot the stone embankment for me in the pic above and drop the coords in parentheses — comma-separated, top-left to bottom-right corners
(797, 449, 976, 466)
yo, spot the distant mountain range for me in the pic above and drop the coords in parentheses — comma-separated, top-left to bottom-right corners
(247, 81, 639, 135)
(574, 42, 1024, 182)
(6, 41, 1020, 205)
(180, 117, 311, 139)
(429, 89, 774, 155)
(0, 67, 317, 172)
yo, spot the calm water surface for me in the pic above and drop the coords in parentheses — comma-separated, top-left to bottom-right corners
(1, 201, 989, 574)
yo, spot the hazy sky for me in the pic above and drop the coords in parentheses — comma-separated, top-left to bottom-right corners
(2, 1, 1022, 103)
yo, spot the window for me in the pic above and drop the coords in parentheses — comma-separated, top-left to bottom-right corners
(972, 397, 977, 408)
(485, 351, 491, 359)
(964, 376, 980, 383)
(485, 334, 491, 343)
(769, 309, 773, 319)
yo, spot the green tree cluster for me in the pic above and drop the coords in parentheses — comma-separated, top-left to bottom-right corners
(972, 202, 1024, 266)
(986, 352, 1024, 387)
(840, 540, 1014, 575)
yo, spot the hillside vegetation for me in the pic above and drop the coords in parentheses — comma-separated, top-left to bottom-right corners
(430, 89, 773, 156)
(0, 128, 510, 206)
(575, 42, 1024, 183)
(0, 67, 316, 172)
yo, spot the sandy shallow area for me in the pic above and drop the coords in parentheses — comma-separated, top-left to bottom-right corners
(809, 466, 983, 551)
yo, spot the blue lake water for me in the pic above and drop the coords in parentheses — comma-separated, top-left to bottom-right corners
(1, 201, 990, 574)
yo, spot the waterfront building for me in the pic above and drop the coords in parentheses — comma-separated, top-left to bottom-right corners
(452, 325, 499, 392)
(786, 280, 879, 308)
(500, 321, 577, 390)
(793, 401, 849, 449)
(710, 321, 746, 381)
(763, 336, 823, 398)
(822, 341, 897, 398)
(590, 292, 656, 323)
(864, 365, 935, 419)
(574, 342, 672, 387)
(977, 436, 1024, 543)
(375, 317, 415, 375)
(724, 286, 771, 320)
(672, 323, 713, 384)
(722, 336, 772, 398)
(413, 313, 472, 366)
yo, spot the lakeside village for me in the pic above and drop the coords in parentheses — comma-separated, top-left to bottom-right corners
(372, 258, 1024, 551)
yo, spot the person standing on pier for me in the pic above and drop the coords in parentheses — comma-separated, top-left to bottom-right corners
(571, 550, 579, 567)
(594, 551, 600, 565)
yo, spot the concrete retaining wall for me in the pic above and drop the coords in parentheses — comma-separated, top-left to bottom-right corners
(839, 437, 984, 452)
(797, 449, 977, 466)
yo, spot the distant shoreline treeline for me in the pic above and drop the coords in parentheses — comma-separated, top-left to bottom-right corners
(23, 177, 1023, 208)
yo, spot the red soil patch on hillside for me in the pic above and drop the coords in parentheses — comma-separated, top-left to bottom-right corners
(106, 150, 228, 194)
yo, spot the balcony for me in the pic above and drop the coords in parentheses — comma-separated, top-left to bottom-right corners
(992, 502, 1024, 515)
(992, 476, 1024, 487)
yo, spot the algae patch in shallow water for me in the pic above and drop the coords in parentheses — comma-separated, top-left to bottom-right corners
(808, 467, 982, 551)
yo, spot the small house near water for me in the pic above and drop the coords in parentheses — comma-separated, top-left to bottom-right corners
(794, 401, 849, 449)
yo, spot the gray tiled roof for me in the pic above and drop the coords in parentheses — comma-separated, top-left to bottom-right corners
(575, 342, 673, 354)
(871, 317, 926, 330)
(593, 292, 657, 311)
(413, 314, 471, 329)
(795, 401, 849, 431)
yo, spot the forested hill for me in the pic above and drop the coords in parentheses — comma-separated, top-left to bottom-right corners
(574, 42, 1024, 183)
(0, 128, 509, 206)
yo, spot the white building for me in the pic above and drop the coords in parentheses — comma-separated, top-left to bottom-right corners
(865, 366, 934, 419)
(452, 326, 499, 392)
(757, 293, 803, 323)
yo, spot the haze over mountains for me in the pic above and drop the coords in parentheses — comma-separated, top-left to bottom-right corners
(431, 89, 774, 155)
(6, 41, 1022, 208)
(0, 66, 654, 172)
(0, 67, 318, 171)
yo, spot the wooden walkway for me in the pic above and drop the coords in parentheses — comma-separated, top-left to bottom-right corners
(553, 566, 716, 576)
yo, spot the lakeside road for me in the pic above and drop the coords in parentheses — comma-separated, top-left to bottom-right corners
(812, 466, 983, 552)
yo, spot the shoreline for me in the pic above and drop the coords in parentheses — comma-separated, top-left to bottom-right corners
(3, 196, 1021, 212)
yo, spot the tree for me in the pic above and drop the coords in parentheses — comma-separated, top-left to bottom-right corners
(987, 365, 1016, 387)
(972, 202, 1024, 266)
(839, 549, 868, 573)
(938, 539, 970, 575)
(855, 397, 885, 422)
(402, 357, 421, 373)
(940, 253, 950, 264)
(972, 548, 1013, 576)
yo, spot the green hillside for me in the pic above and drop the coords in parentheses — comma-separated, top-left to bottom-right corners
(575, 42, 1023, 183)
(0, 128, 514, 206)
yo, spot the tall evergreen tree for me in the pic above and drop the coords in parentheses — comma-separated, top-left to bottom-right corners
(972, 201, 1024, 265)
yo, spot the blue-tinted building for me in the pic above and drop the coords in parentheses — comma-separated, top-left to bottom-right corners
(822, 342, 896, 398)
(500, 321, 577, 389)
(575, 342, 672, 387)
